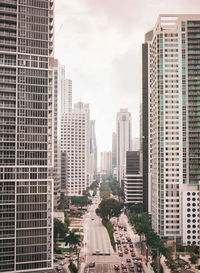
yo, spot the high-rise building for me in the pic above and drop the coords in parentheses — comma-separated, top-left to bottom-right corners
(0, 0, 54, 271)
(61, 102, 90, 195)
(124, 151, 143, 204)
(61, 65, 72, 114)
(100, 151, 112, 174)
(146, 15, 200, 246)
(90, 120, 97, 175)
(112, 132, 117, 175)
(132, 137, 140, 151)
(116, 109, 132, 186)
(50, 58, 61, 209)
(142, 30, 153, 213)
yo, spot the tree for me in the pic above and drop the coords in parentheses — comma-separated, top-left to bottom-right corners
(96, 198, 123, 220)
(58, 195, 70, 210)
(65, 230, 81, 248)
(54, 218, 68, 243)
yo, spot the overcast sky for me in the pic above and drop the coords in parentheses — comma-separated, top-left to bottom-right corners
(55, 0, 199, 153)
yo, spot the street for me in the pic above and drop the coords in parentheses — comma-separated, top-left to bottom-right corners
(79, 191, 154, 273)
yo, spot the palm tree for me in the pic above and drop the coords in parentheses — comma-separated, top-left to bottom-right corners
(65, 230, 82, 267)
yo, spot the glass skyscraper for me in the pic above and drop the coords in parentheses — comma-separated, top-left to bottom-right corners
(0, 0, 54, 271)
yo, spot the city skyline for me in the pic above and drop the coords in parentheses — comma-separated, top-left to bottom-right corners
(55, 0, 199, 153)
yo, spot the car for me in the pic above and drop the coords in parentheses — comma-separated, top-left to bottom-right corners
(57, 255, 65, 259)
(130, 248, 134, 252)
(137, 267, 142, 272)
(56, 266, 62, 271)
(122, 269, 128, 273)
(131, 252, 136, 257)
(114, 264, 120, 270)
(129, 265, 135, 272)
(129, 244, 133, 248)
(119, 252, 123, 257)
(89, 262, 95, 268)
(95, 249, 100, 254)
(126, 258, 131, 263)
(53, 258, 58, 262)
(91, 217, 94, 220)
(121, 264, 127, 269)
(124, 249, 128, 254)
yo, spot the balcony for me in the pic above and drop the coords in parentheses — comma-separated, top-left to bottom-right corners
(0, 23, 16, 30)
(0, 6, 16, 14)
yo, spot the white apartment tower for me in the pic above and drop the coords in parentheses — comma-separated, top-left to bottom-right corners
(146, 15, 200, 246)
(50, 58, 61, 209)
(100, 151, 112, 174)
(61, 65, 72, 114)
(0, 0, 54, 271)
(116, 109, 132, 186)
(61, 102, 90, 196)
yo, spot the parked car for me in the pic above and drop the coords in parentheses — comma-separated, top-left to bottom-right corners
(89, 262, 95, 268)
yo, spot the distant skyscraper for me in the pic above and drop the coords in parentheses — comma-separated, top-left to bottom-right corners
(61, 65, 72, 114)
(61, 102, 90, 195)
(146, 15, 200, 246)
(100, 151, 112, 174)
(112, 132, 117, 174)
(132, 137, 140, 151)
(90, 120, 98, 175)
(0, 0, 54, 271)
(116, 109, 132, 186)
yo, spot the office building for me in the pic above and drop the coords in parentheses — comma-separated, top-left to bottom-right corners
(124, 152, 143, 204)
(50, 58, 61, 209)
(116, 109, 132, 186)
(146, 15, 200, 245)
(100, 151, 112, 174)
(90, 120, 97, 175)
(0, 0, 54, 271)
(142, 30, 153, 213)
(61, 102, 90, 196)
(112, 132, 117, 175)
(132, 137, 140, 151)
(60, 65, 72, 114)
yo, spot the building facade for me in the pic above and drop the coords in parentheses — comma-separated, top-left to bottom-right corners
(112, 132, 117, 175)
(124, 152, 143, 204)
(61, 102, 90, 196)
(146, 15, 200, 245)
(142, 30, 153, 213)
(0, 0, 54, 271)
(50, 58, 61, 209)
(100, 151, 112, 174)
(116, 108, 132, 186)
(90, 120, 97, 176)
(60, 65, 72, 114)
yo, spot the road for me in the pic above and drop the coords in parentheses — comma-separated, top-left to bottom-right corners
(79, 189, 154, 273)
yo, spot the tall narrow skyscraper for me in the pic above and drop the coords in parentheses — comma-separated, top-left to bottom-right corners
(142, 30, 153, 213)
(61, 102, 90, 196)
(146, 15, 200, 246)
(0, 0, 54, 271)
(112, 132, 117, 175)
(116, 109, 132, 186)
(90, 120, 98, 175)
(61, 65, 72, 114)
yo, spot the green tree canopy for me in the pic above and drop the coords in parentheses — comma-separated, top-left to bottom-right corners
(71, 195, 92, 208)
(65, 230, 82, 250)
(96, 198, 123, 220)
(54, 218, 68, 243)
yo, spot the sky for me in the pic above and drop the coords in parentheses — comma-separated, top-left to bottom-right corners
(55, 0, 199, 153)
